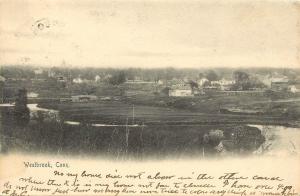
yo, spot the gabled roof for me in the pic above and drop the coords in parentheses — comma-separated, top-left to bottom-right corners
(271, 77, 289, 83)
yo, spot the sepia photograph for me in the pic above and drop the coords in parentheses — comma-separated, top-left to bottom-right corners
(1, 65, 300, 159)
(0, 0, 300, 195)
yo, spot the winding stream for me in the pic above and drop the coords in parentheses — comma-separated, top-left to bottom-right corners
(250, 125, 300, 157)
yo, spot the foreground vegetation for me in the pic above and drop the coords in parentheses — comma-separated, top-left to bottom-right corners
(1, 119, 265, 158)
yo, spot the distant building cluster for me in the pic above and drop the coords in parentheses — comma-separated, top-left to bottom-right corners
(166, 71, 299, 97)
(1, 67, 299, 102)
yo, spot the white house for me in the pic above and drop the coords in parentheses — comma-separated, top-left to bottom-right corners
(73, 77, 83, 84)
(27, 92, 39, 98)
(219, 78, 235, 86)
(197, 78, 209, 87)
(34, 69, 43, 75)
(271, 77, 289, 83)
(259, 74, 289, 88)
(71, 95, 98, 102)
(95, 75, 101, 82)
(169, 89, 193, 97)
(289, 85, 300, 93)
(157, 80, 164, 85)
(211, 78, 235, 90)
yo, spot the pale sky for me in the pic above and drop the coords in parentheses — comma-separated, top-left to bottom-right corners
(0, 0, 299, 68)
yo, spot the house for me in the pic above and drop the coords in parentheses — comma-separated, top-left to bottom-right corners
(168, 79, 205, 97)
(168, 78, 185, 86)
(170, 81, 190, 89)
(157, 80, 164, 85)
(260, 74, 289, 88)
(288, 84, 300, 93)
(169, 89, 193, 97)
(73, 77, 83, 84)
(71, 95, 98, 102)
(271, 77, 289, 91)
(27, 92, 39, 98)
(271, 82, 289, 91)
(211, 78, 235, 91)
(197, 78, 209, 87)
(34, 69, 43, 75)
(259, 74, 272, 87)
(219, 78, 235, 85)
(95, 75, 101, 82)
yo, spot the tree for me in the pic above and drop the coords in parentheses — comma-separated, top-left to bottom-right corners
(198, 73, 204, 79)
(205, 70, 219, 81)
(188, 80, 199, 94)
(232, 71, 251, 90)
(161, 87, 171, 96)
(233, 71, 250, 83)
(14, 88, 30, 126)
(232, 71, 265, 90)
(108, 71, 126, 85)
(202, 80, 211, 87)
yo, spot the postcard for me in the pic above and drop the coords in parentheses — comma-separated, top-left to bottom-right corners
(0, 0, 299, 195)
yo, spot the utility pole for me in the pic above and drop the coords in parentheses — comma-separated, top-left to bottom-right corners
(132, 104, 135, 124)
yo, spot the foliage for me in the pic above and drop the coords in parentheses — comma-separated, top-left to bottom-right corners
(188, 80, 199, 92)
(161, 87, 171, 96)
(232, 71, 266, 90)
(1, 66, 35, 79)
(14, 88, 30, 126)
(108, 71, 126, 85)
(205, 70, 219, 81)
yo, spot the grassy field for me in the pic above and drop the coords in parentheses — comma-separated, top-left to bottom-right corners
(38, 94, 300, 127)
